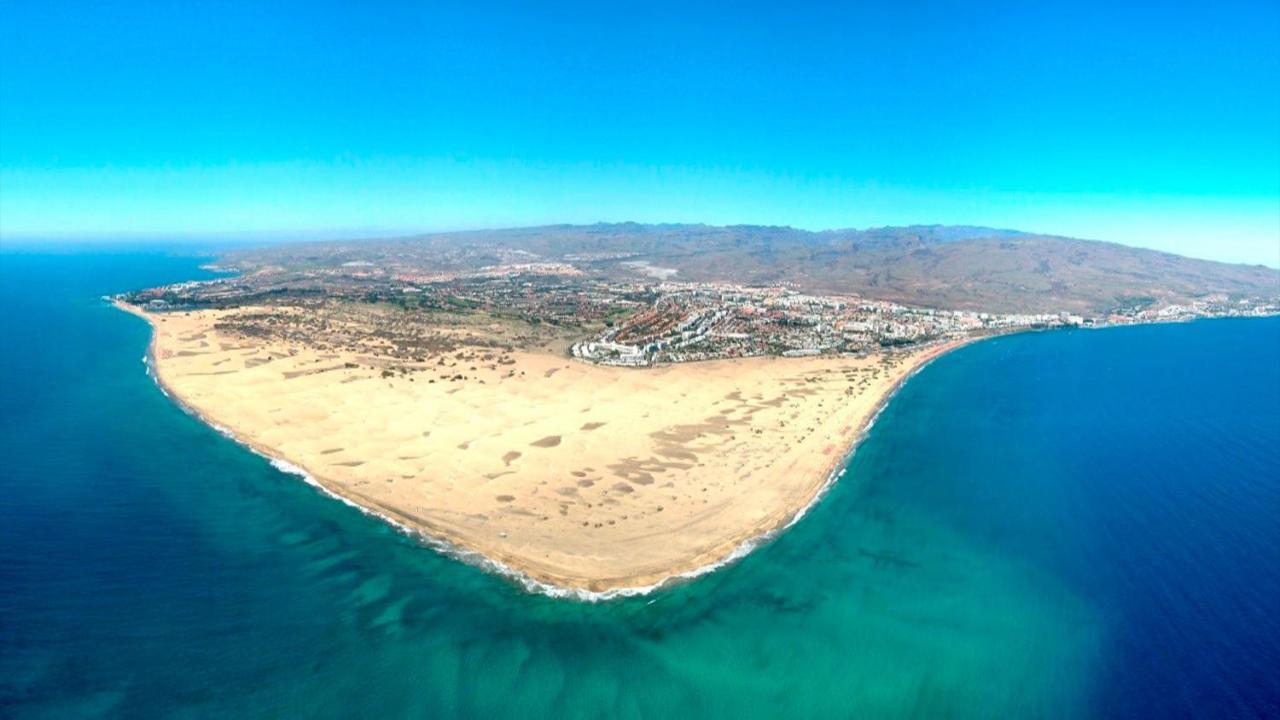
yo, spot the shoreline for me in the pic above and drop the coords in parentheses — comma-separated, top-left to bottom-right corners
(114, 299, 974, 600)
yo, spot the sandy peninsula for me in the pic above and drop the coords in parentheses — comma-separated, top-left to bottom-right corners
(120, 302, 964, 595)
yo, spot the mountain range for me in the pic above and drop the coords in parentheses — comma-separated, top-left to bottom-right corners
(224, 223, 1280, 314)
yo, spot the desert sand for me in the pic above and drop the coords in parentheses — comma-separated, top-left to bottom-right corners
(122, 303, 963, 594)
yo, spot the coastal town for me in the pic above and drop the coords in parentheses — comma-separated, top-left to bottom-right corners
(112, 243, 1280, 598)
(571, 283, 1279, 366)
(120, 260, 1280, 369)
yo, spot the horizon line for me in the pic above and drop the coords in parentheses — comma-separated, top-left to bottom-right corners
(2, 221, 1278, 270)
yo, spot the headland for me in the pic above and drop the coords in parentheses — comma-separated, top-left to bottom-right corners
(118, 300, 964, 595)
(111, 224, 1277, 595)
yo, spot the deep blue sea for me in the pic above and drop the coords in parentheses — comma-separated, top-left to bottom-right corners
(2, 249, 1278, 719)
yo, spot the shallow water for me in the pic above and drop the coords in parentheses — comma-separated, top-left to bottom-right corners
(2, 249, 1277, 718)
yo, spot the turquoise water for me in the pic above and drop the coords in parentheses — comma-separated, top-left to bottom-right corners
(2, 249, 1277, 718)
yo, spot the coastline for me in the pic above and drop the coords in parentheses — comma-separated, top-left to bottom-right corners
(115, 299, 974, 600)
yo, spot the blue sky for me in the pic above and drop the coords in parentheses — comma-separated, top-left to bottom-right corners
(2, 1, 1278, 265)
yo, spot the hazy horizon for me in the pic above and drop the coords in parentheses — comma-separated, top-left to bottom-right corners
(4, 220, 1279, 270)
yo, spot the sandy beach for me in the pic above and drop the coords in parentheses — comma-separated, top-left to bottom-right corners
(119, 302, 964, 594)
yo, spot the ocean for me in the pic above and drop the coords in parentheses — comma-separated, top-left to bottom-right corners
(2, 248, 1277, 719)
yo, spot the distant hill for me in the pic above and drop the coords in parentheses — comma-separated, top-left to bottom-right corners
(225, 223, 1279, 314)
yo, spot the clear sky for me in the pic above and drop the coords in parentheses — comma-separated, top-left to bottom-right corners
(2, 1, 1278, 266)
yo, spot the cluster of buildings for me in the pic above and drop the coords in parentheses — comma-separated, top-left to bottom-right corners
(571, 285, 1035, 366)
(121, 262, 1279, 370)
(1103, 295, 1279, 325)
(570, 284, 1278, 367)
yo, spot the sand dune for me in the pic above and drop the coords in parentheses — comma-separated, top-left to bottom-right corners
(123, 303, 962, 593)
